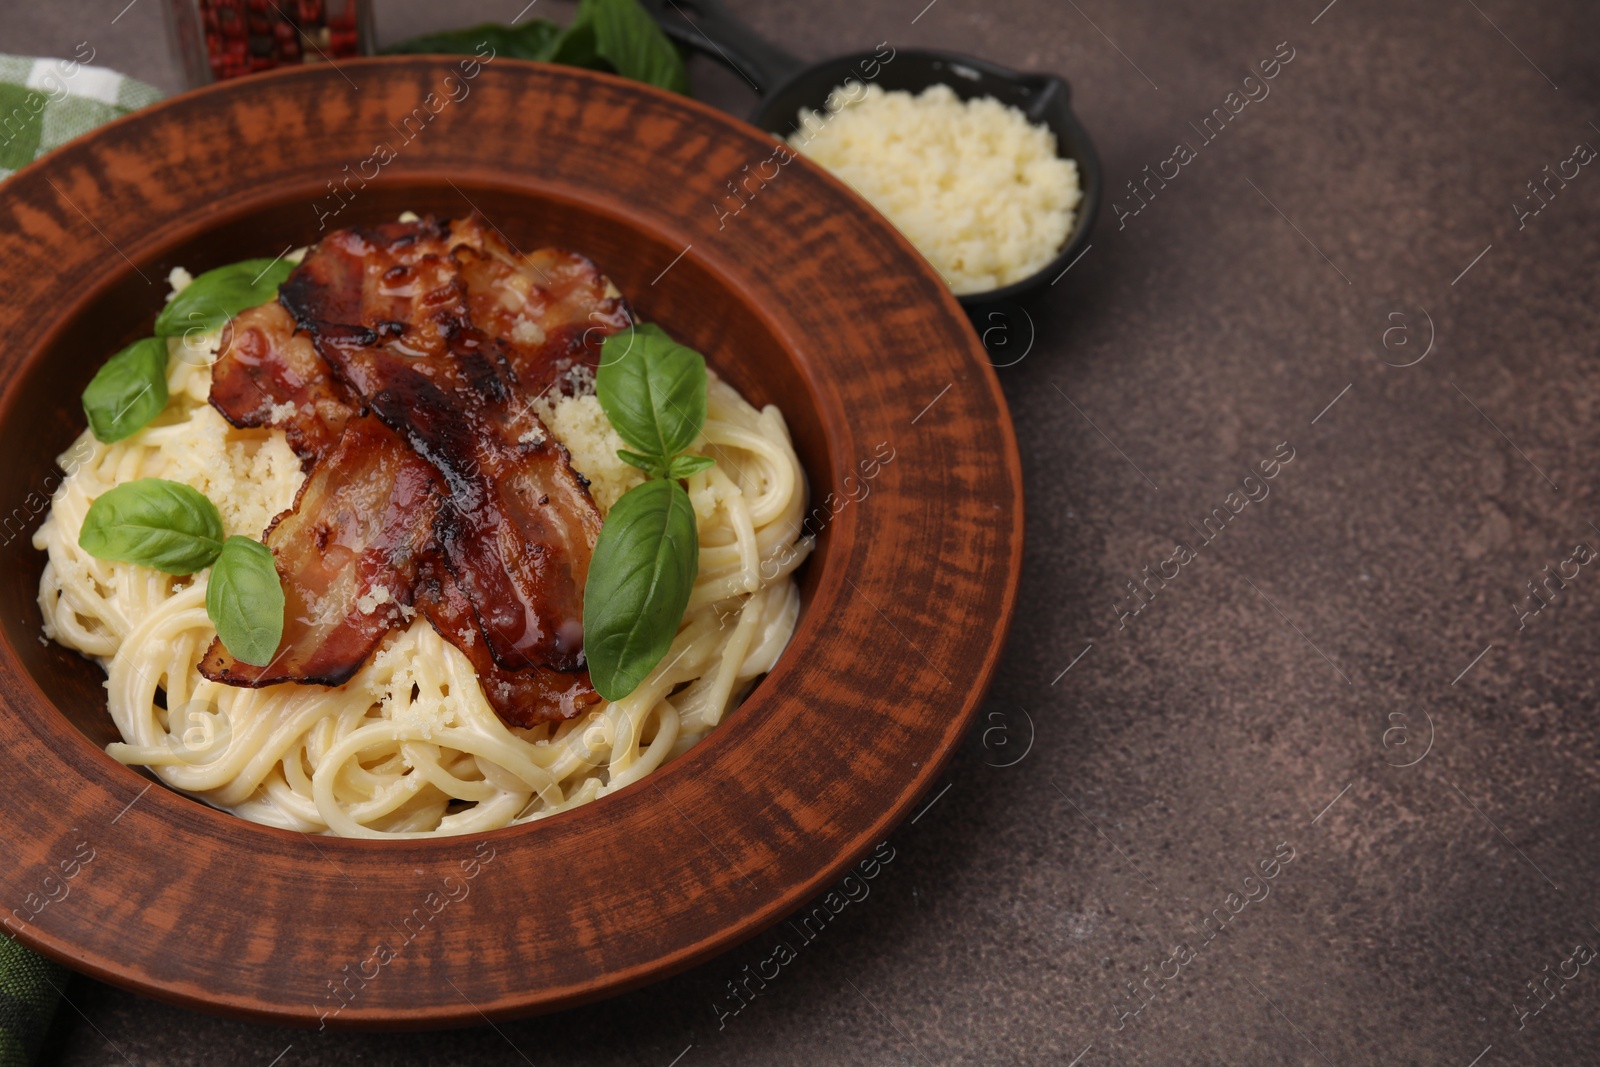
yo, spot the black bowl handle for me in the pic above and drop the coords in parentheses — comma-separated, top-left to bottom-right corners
(639, 0, 806, 94)
(1014, 73, 1071, 122)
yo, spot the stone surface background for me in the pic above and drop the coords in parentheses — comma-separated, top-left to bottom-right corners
(9, 0, 1600, 1063)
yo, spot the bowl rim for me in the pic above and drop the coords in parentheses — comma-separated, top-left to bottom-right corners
(0, 56, 1026, 1027)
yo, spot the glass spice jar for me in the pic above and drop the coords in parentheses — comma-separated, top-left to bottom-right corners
(165, 0, 376, 87)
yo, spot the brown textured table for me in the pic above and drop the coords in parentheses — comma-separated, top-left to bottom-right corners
(10, 1, 1600, 1064)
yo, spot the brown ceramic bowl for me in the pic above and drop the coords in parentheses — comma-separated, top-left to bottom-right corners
(0, 58, 1022, 1026)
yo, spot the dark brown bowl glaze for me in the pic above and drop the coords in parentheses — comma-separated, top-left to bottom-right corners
(0, 58, 1022, 1027)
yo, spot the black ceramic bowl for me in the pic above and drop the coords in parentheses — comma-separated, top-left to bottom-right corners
(642, 0, 1101, 309)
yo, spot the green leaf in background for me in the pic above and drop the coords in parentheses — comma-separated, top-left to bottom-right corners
(381, 20, 563, 60)
(153, 257, 295, 338)
(78, 478, 225, 575)
(544, 13, 601, 67)
(583, 478, 700, 701)
(382, 0, 690, 94)
(81, 336, 168, 443)
(206, 536, 285, 667)
(596, 323, 708, 465)
(666, 453, 715, 479)
(586, 0, 691, 94)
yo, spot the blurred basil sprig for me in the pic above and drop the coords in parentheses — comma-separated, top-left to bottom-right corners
(384, 0, 690, 95)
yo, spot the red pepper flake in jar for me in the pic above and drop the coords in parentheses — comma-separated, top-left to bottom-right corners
(170, 0, 371, 84)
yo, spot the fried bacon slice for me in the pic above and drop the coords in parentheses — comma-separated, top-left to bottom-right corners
(198, 416, 440, 687)
(281, 213, 631, 392)
(280, 217, 471, 361)
(203, 213, 626, 724)
(314, 325, 603, 673)
(447, 216, 631, 389)
(208, 301, 354, 467)
(415, 558, 602, 727)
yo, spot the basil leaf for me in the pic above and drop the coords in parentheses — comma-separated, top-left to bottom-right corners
(381, 20, 564, 60)
(583, 478, 699, 701)
(78, 478, 225, 575)
(82, 336, 168, 443)
(587, 0, 690, 94)
(616, 448, 669, 477)
(596, 323, 708, 465)
(206, 536, 285, 667)
(153, 258, 294, 338)
(667, 453, 715, 479)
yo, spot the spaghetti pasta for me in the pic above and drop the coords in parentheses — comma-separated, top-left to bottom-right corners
(33, 308, 810, 839)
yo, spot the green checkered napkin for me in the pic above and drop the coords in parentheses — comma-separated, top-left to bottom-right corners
(0, 53, 162, 181)
(0, 58, 160, 1063)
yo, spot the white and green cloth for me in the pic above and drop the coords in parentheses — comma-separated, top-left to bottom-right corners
(0, 53, 162, 181)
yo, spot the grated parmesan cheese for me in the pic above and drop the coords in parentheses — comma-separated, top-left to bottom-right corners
(113, 381, 302, 539)
(788, 82, 1081, 294)
(356, 585, 393, 615)
(510, 316, 545, 346)
(536, 392, 645, 513)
